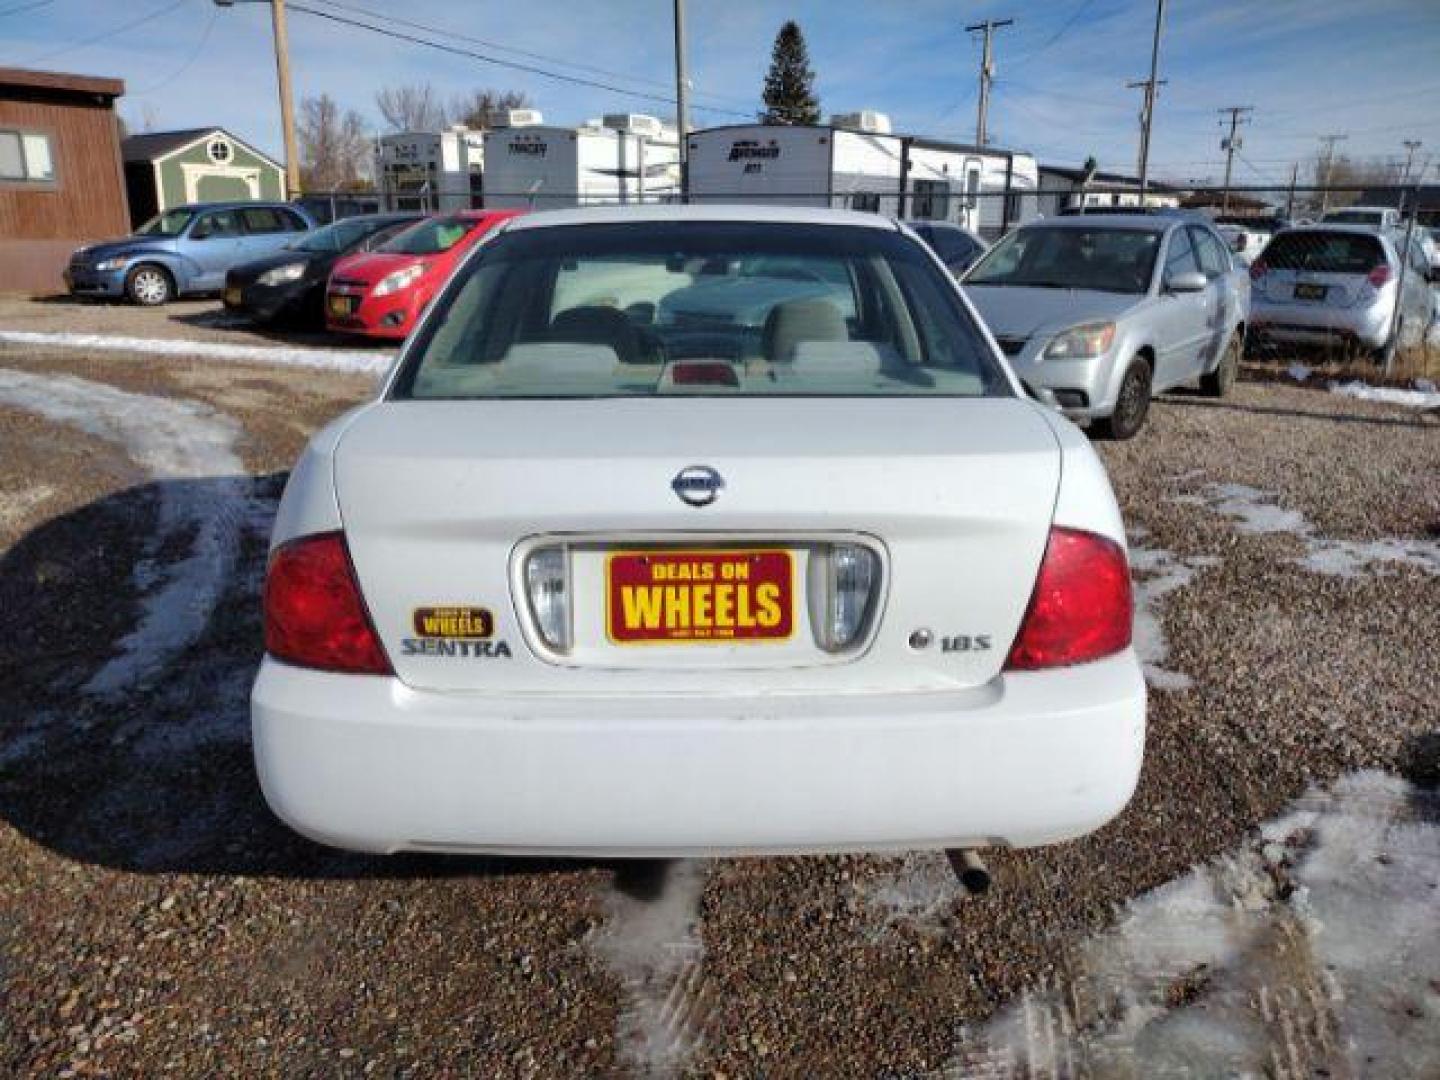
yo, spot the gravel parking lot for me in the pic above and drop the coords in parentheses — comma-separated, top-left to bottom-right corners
(0, 296, 1436, 1077)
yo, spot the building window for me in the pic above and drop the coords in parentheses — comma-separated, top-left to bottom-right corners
(912, 179, 949, 221)
(0, 129, 55, 183)
(850, 192, 881, 213)
(207, 137, 234, 164)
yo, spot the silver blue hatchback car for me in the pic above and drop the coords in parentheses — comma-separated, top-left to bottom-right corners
(65, 201, 314, 306)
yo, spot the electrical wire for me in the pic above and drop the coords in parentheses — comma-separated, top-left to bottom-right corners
(21, 0, 187, 66)
(0, 0, 54, 18)
(309, 0, 754, 112)
(285, 1, 752, 119)
(129, 3, 220, 97)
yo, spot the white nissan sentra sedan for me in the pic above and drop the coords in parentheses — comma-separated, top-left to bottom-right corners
(252, 205, 1146, 860)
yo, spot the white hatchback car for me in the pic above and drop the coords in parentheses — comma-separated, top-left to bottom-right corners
(252, 206, 1146, 860)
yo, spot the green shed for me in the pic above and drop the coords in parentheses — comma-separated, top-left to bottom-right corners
(121, 127, 285, 228)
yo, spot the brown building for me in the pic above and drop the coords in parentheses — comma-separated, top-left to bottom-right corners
(0, 67, 128, 293)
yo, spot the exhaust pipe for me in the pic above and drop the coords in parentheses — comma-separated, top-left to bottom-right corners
(946, 848, 991, 894)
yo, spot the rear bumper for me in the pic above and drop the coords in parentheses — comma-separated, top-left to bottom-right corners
(251, 651, 1147, 856)
(1250, 300, 1391, 349)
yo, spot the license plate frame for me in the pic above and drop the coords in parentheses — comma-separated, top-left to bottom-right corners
(605, 549, 795, 645)
(1293, 282, 1326, 301)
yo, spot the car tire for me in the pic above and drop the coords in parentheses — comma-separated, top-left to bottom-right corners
(1200, 332, 1241, 397)
(1095, 355, 1152, 441)
(125, 264, 173, 306)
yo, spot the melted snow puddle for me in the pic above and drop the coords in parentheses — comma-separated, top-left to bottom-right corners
(945, 771, 1440, 1078)
(0, 369, 265, 696)
(589, 860, 713, 1076)
(0, 328, 392, 377)
(1182, 482, 1440, 578)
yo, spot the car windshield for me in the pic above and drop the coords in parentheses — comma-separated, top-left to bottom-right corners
(292, 217, 388, 253)
(964, 226, 1160, 294)
(393, 221, 1009, 401)
(378, 216, 476, 255)
(136, 209, 194, 236)
(1262, 231, 1384, 274)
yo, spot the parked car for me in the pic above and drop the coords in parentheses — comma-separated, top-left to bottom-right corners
(1215, 223, 1270, 265)
(1320, 205, 1401, 231)
(253, 205, 1145, 860)
(1410, 227, 1440, 275)
(223, 212, 422, 328)
(961, 214, 1249, 439)
(293, 193, 384, 226)
(325, 210, 521, 339)
(1248, 224, 1436, 362)
(908, 221, 988, 276)
(65, 202, 314, 306)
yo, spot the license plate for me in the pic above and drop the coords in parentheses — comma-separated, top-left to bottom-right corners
(328, 294, 355, 317)
(223, 286, 242, 307)
(606, 549, 794, 644)
(1294, 282, 1326, 301)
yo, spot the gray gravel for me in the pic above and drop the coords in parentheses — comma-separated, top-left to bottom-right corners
(0, 301, 1436, 1077)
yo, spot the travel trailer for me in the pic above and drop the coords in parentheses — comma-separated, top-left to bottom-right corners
(687, 113, 1038, 239)
(482, 113, 680, 209)
(374, 126, 487, 213)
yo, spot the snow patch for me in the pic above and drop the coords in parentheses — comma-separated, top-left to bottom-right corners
(590, 860, 711, 1076)
(1329, 379, 1440, 409)
(1128, 529, 1219, 691)
(0, 482, 55, 531)
(0, 369, 265, 696)
(1189, 482, 1440, 578)
(951, 772, 1440, 1077)
(857, 851, 959, 933)
(1285, 362, 1312, 383)
(0, 328, 393, 377)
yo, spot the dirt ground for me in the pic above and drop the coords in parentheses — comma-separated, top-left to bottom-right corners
(0, 295, 1436, 1077)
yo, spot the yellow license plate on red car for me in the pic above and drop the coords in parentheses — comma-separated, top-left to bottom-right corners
(328, 294, 354, 316)
(606, 550, 793, 644)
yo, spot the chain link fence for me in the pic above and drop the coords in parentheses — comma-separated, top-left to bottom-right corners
(295, 181, 1439, 378)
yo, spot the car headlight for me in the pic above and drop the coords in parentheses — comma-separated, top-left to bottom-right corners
(258, 262, 307, 286)
(95, 257, 128, 272)
(1043, 322, 1116, 360)
(372, 263, 427, 297)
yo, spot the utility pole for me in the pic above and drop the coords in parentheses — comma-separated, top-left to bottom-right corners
(1284, 161, 1298, 221)
(965, 17, 1013, 147)
(1217, 105, 1253, 213)
(673, 0, 690, 201)
(1400, 139, 1422, 185)
(214, 0, 301, 197)
(1128, 0, 1167, 194)
(1317, 133, 1348, 214)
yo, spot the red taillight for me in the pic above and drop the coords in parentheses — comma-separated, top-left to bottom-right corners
(1366, 263, 1392, 288)
(1004, 527, 1132, 672)
(263, 532, 392, 675)
(1248, 259, 1267, 281)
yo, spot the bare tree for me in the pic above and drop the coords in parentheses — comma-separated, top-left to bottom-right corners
(449, 88, 532, 130)
(375, 82, 447, 132)
(1304, 152, 1402, 213)
(298, 94, 371, 192)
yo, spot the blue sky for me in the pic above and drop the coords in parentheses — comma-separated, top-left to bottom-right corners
(6, 0, 1439, 186)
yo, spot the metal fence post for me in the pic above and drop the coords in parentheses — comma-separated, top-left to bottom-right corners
(1385, 187, 1419, 375)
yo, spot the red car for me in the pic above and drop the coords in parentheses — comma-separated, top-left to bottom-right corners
(325, 210, 521, 339)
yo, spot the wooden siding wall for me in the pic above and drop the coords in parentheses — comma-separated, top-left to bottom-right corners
(0, 87, 129, 292)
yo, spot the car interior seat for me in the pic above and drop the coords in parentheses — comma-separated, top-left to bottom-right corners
(549, 305, 642, 365)
(762, 298, 848, 364)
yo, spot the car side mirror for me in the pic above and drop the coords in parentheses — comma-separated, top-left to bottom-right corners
(1166, 271, 1207, 294)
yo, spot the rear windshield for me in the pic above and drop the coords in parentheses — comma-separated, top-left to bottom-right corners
(1261, 232, 1384, 274)
(379, 217, 476, 255)
(964, 225, 1161, 294)
(392, 221, 1009, 400)
(1321, 210, 1383, 225)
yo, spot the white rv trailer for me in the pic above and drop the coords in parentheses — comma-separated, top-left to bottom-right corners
(374, 127, 487, 213)
(483, 114, 680, 210)
(687, 115, 1038, 240)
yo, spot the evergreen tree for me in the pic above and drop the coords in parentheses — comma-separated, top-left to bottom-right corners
(760, 21, 820, 126)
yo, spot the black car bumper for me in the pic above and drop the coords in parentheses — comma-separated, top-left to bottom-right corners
(223, 276, 321, 326)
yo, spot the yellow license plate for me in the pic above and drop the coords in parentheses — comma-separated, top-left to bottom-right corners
(223, 286, 242, 306)
(606, 549, 794, 644)
(328, 294, 354, 316)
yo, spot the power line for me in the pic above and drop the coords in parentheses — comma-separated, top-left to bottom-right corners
(21, 0, 187, 66)
(0, 0, 54, 18)
(1007, 0, 1097, 72)
(129, 4, 221, 97)
(285, 1, 751, 118)
(308, 0, 753, 112)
